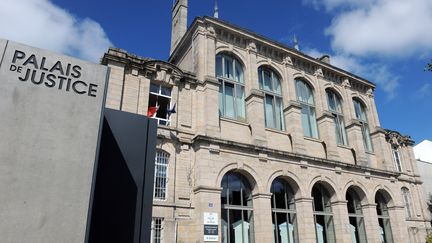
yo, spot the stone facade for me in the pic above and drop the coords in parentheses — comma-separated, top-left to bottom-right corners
(101, 8, 431, 243)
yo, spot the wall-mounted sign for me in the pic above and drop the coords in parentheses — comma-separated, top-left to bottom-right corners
(0, 38, 108, 243)
(203, 212, 218, 242)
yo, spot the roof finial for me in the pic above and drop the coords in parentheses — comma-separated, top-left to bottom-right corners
(214, 0, 219, 18)
(294, 34, 299, 51)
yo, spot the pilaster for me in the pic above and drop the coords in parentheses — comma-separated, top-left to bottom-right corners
(252, 193, 273, 243)
(284, 101, 307, 154)
(316, 111, 340, 160)
(346, 119, 368, 166)
(295, 197, 316, 243)
(245, 89, 267, 146)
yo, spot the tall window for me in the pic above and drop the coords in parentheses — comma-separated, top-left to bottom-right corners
(346, 188, 367, 243)
(258, 67, 285, 130)
(327, 90, 348, 145)
(376, 191, 393, 243)
(221, 172, 254, 243)
(271, 178, 298, 243)
(392, 146, 402, 172)
(154, 150, 169, 200)
(148, 83, 172, 125)
(312, 184, 336, 243)
(216, 54, 245, 120)
(151, 217, 163, 243)
(353, 99, 373, 152)
(401, 187, 413, 218)
(296, 79, 318, 138)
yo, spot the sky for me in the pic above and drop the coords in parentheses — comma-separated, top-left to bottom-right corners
(0, 0, 431, 144)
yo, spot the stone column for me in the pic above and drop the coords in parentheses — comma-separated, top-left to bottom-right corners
(316, 111, 340, 160)
(361, 204, 381, 243)
(295, 197, 316, 243)
(388, 205, 409, 242)
(192, 186, 222, 243)
(331, 201, 352, 243)
(370, 127, 392, 170)
(252, 193, 273, 243)
(195, 77, 221, 137)
(346, 119, 368, 166)
(245, 89, 267, 146)
(284, 101, 307, 154)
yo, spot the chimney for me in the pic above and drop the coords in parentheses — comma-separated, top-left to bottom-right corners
(319, 54, 330, 64)
(170, 0, 188, 55)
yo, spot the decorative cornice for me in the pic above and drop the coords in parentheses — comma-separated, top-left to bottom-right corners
(385, 129, 415, 147)
(245, 89, 264, 102)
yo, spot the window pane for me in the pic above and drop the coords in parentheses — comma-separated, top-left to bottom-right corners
(273, 76, 281, 94)
(265, 95, 275, 128)
(161, 86, 171, 96)
(224, 83, 235, 119)
(309, 108, 318, 138)
(219, 81, 224, 117)
(301, 106, 311, 137)
(275, 97, 284, 130)
(235, 60, 244, 83)
(150, 83, 159, 94)
(225, 57, 233, 79)
(236, 85, 245, 119)
(216, 55, 223, 77)
(362, 125, 373, 152)
(263, 69, 272, 92)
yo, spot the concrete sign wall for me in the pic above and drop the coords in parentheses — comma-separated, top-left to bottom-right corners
(0, 39, 108, 243)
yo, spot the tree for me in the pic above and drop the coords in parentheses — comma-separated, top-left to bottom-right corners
(427, 61, 432, 72)
(426, 233, 432, 243)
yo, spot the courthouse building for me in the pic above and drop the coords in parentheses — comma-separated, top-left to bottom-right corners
(101, 0, 431, 242)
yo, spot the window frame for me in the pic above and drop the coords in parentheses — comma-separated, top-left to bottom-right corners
(375, 192, 394, 243)
(401, 187, 413, 219)
(271, 178, 298, 243)
(295, 79, 319, 138)
(312, 184, 336, 243)
(326, 90, 348, 146)
(353, 99, 373, 152)
(151, 217, 164, 243)
(217, 53, 246, 121)
(149, 83, 173, 126)
(154, 150, 169, 200)
(346, 189, 368, 243)
(221, 172, 255, 243)
(258, 66, 285, 130)
(392, 146, 402, 172)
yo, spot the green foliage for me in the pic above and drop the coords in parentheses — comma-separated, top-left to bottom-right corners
(426, 233, 432, 243)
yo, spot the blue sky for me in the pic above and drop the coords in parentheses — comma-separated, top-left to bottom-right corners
(1, 0, 431, 144)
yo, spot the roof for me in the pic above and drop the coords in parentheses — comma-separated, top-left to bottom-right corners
(414, 140, 432, 163)
(182, 16, 375, 87)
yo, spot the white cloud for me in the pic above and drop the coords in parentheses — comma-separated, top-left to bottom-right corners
(305, 48, 399, 99)
(323, 0, 432, 57)
(0, 0, 112, 62)
(416, 83, 432, 99)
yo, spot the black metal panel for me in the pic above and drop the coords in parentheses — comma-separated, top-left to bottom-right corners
(87, 108, 157, 243)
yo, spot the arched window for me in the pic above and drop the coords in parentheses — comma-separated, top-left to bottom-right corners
(392, 146, 402, 172)
(258, 67, 284, 130)
(401, 187, 413, 218)
(353, 99, 373, 152)
(154, 150, 169, 200)
(375, 191, 393, 243)
(327, 90, 348, 145)
(216, 53, 245, 120)
(221, 172, 254, 243)
(312, 184, 336, 243)
(346, 188, 367, 243)
(271, 178, 298, 243)
(296, 79, 318, 138)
